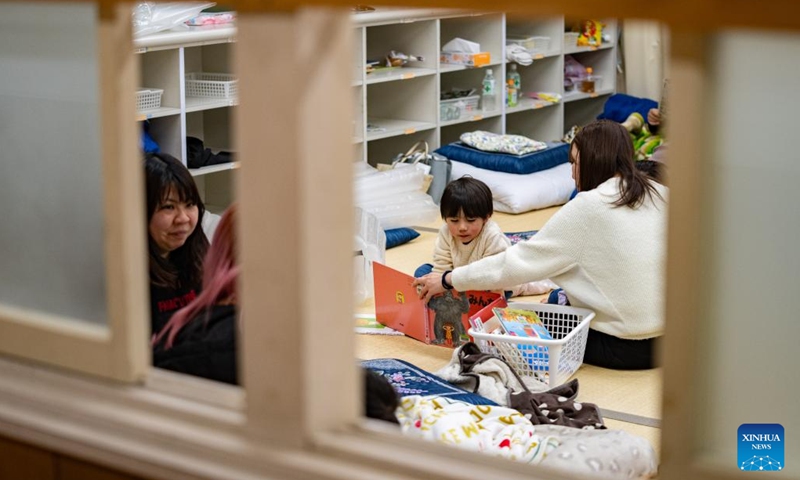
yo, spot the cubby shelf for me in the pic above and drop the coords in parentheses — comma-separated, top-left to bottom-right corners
(135, 27, 237, 209)
(134, 11, 618, 204)
(352, 10, 618, 164)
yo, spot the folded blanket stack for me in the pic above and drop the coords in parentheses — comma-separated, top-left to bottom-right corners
(435, 131, 575, 214)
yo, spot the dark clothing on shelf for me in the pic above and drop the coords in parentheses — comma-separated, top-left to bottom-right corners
(186, 136, 234, 169)
(150, 283, 200, 335)
(153, 305, 238, 385)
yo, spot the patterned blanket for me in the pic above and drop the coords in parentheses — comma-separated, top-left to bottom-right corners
(362, 358, 496, 405)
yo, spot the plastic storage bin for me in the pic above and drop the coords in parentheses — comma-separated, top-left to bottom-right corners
(136, 88, 164, 111)
(185, 72, 238, 98)
(469, 302, 595, 388)
(564, 32, 580, 48)
(440, 95, 481, 121)
(507, 35, 551, 54)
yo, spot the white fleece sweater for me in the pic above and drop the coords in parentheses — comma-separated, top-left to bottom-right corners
(432, 219, 509, 273)
(451, 177, 668, 340)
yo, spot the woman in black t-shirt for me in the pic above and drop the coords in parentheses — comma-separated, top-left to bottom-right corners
(144, 153, 208, 335)
(152, 204, 238, 384)
(152, 205, 400, 424)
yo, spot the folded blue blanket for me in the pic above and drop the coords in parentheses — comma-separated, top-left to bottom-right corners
(435, 141, 570, 175)
(597, 93, 658, 124)
(362, 358, 497, 406)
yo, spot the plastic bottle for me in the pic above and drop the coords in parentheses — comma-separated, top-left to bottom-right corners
(481, 69, 496, 112)
(580, 67, 596, 93)
(507, 79, 518, 107)
(507, 63, 522, 95)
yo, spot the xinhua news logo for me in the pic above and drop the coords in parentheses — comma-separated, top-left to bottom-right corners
(738, 424, 784, 472)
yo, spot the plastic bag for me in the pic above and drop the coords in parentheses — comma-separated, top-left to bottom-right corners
(353, 163, 440, 229)
(564, 55, 587, 82)
(353, 208, 386, 303)
(132, 2, 216, 38)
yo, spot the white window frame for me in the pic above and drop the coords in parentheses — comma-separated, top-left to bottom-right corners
(0, 2, 798, 480)
(0, 1, 148, 382)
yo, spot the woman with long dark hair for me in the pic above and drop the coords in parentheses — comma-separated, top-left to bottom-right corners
(144, 153, 209, 334)
(153, 205, 401, 426)
(153, 204, 238, 384)
(414, 120, 668, 370)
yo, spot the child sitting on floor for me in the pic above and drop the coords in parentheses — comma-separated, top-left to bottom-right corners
(414, 176, 554, 297)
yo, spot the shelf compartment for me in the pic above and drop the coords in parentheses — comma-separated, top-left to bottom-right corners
(185, 96, 238, 112)
(367, 74, 436, 140)
(440, 13, 504, 70)
(367, 129, 437, 167)
(440, 61, 502, 74)
(136, 106, 182, 120)
(140, 48, 181, 114)
(440, 116, 503, 146)
(564, 94, 609, 135)
(366, 118, 436, 141)
(506, 102, 564, 143)
(189, 161, 240, 177)
(506, 97, 560, 115)
(506, 16, 565, 53)
(440, 109, 501, 127)
(365, 66, 437, 84)
(563, 88, 614, 103)
(366, 19, 438, 86)
(564, 43, 614, 55)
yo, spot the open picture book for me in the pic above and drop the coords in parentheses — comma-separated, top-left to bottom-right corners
(372, 262, 506, 348)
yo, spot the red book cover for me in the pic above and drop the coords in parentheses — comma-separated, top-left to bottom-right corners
(373, 262, 506, 348)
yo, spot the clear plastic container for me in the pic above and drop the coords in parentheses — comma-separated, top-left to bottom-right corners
(506, 35, 551, 53)
(578, 67, 600, 93)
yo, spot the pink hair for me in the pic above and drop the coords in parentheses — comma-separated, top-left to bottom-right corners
(153, 204, 239, 349)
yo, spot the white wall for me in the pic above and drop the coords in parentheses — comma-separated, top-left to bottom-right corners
(697, 30, 800, 474)
(622, 19, 668, 101)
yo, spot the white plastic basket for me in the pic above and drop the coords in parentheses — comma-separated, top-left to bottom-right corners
(440, 95, 480, 121)
(468, 302, 594, 388)
(136, 88, 164, 111)
(185, 72, 238, 98)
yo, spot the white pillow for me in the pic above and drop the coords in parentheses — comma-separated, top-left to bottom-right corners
(450, 161, 575, 214)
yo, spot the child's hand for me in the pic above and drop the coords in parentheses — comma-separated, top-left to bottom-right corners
(412, 273, 445, 302)
(647, 108, 661, 126)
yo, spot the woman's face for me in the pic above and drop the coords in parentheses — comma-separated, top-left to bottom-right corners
(570, 144, 581, 189)
(149, 189, 199, 256)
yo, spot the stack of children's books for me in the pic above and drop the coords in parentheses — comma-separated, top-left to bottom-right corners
(475, 306, 554, 371)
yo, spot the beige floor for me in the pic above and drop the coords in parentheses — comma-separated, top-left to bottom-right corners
(355, 206, 662, 455)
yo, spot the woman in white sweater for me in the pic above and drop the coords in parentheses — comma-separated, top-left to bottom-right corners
(414, 120, 668, 369)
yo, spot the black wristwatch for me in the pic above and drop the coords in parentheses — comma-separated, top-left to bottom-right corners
(441, 270, 454, 290)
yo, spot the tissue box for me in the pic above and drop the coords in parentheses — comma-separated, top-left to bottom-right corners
(440, 51, 491, 68)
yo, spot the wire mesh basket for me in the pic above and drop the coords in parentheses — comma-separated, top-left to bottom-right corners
(136, 88, 164, 111)
(468, 302, 594, 388)
(185, 72, 238, 98)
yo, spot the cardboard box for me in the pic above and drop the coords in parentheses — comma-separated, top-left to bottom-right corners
(439, 51, 491, 68)
(373, 262, 506, 348)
